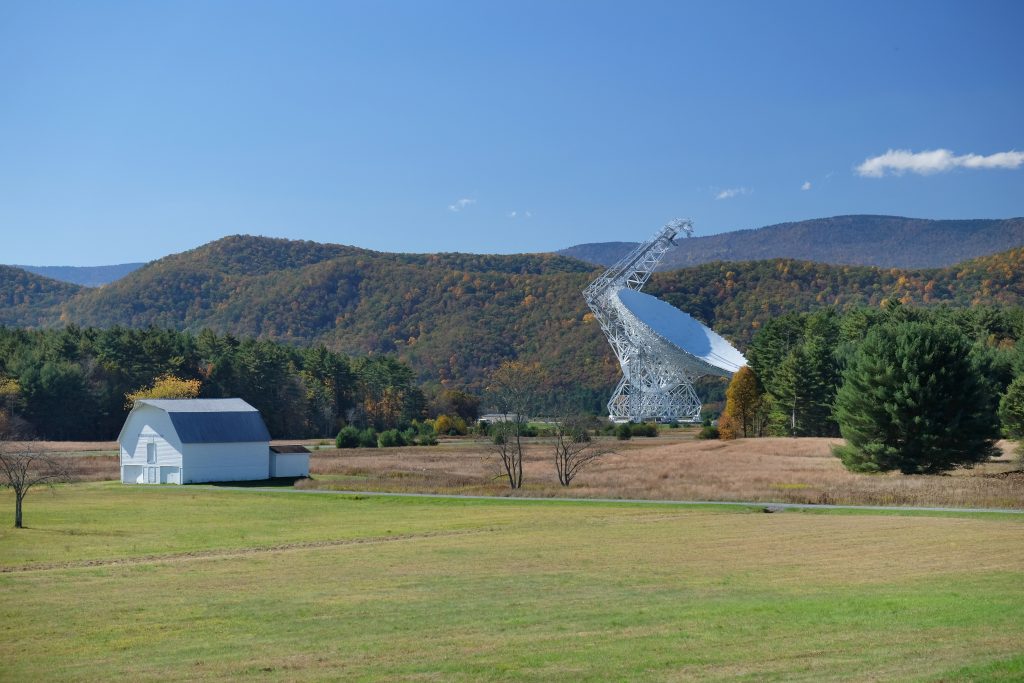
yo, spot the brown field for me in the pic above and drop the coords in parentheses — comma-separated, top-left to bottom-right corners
(32, 432, 1024, 509)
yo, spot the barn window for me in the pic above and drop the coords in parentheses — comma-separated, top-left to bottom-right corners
(146, 442, 157, 464)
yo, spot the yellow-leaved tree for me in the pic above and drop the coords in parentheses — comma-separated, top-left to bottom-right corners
(719, 366, 764, 440)
(125, 374, 202, 409)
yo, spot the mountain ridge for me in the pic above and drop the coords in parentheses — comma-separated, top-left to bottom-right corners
(9, 215, 1024, 287)
(559, 215, 1024, 270)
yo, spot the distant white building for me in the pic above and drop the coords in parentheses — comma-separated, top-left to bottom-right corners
(118, 398, 308, 484)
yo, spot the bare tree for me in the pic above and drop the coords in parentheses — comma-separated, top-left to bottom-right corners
(490, 420, 523, 489)
(0, 440, 70, 529)
(486, 361, 540, 490)
(553, 415, 614, 486)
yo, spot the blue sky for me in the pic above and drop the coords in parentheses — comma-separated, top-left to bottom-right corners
(1, 0, 1022, 265)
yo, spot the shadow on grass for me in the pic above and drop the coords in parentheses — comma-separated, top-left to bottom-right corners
(203, 477, 309, 488)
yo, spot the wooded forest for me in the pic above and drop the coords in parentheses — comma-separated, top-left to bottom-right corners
(732, 303, 1024, 443)
(0, 327, 425, 440)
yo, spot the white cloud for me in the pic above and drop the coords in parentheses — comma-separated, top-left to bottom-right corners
(448, 197, 476, 212)
(715, 187, 750, 200)
(801, 181, 812, 191)
(507, 210, 533, 219)
(856, 148, 1024, 177)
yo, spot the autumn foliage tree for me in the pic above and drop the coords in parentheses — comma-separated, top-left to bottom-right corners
(719, 366, 763, 439)
(125, 373, 202, 408)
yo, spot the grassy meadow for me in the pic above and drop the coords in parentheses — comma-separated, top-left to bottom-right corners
(2, 483, 1024, 681)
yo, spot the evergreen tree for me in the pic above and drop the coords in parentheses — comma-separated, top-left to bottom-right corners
(746, 313, 805, 393)
(999, 375, 1024, 440)
(834, 321, 999, 473)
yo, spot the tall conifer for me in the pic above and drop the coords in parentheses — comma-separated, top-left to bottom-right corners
(834, 322, 999, 473)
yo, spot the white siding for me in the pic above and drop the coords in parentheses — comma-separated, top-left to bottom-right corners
(271, 452, 310, 478)
(119, 406, 183, 484)
(181, 442, 269, 483)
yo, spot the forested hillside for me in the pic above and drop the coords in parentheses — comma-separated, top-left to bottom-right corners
(0, 266, 82, 327)
(2, 235, 1023, 413)
(646, 247, 1024, 343)
(561, 215, 1024, 270)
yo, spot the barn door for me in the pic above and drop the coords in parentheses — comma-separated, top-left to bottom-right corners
(146, 467, 159, 484)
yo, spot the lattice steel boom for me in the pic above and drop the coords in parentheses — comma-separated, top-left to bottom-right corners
(584, 219, 728, 423)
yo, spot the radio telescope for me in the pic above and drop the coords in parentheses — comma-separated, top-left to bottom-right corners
(583, 220, 747, 423)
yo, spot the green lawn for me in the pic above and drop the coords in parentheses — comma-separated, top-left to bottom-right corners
(1, 484, 1023, 681)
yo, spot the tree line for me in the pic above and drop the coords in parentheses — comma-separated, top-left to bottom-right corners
(0, 326, 428, 440)
(719, 303, 1024, 472)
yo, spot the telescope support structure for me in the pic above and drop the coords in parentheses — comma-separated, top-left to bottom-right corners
(583, 219, 703, 423)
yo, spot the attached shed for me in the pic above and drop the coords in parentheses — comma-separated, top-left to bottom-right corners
(118, 398, 272, 484)
(269, 445, 311, 478)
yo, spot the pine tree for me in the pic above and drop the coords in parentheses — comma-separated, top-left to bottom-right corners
(834, 322, 999, 474)
(768, 339, 839, 437)
(999, 375, 1024, 440)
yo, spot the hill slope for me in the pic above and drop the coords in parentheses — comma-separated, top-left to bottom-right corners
(560, 215, 1024, 270)
(1, 236, 1023, 409)
(0, 265, 82, 327)
(12, 263, 146, 287)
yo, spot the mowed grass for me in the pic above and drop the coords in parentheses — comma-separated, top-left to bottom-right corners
(2, 485, 1024, 681)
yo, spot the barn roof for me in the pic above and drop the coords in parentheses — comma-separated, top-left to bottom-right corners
(134, 399, 271, 444)
(270, 445, 310, 454)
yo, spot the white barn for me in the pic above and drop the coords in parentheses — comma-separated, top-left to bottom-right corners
(118, 398, 308, 484)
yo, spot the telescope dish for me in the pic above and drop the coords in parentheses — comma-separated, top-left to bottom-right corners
(583, 219, 744, 423)
(614, 289, 746, 377)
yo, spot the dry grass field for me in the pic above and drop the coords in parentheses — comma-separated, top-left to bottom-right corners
(302, 433, 1024, 509)
(42, 432, 1024, 509)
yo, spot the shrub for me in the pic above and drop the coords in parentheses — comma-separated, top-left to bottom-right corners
(335, 425, 361, 449)
(357, 428, 379, 448)
(616, 424, 632, 440)
(377, 428, 408, 448)
(698, 425, 720, 440)
(434, 414, 468, 436)
(631, 423, 659, 437)
(377, 430, 395, 448)
(412, 420, 438, 446)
